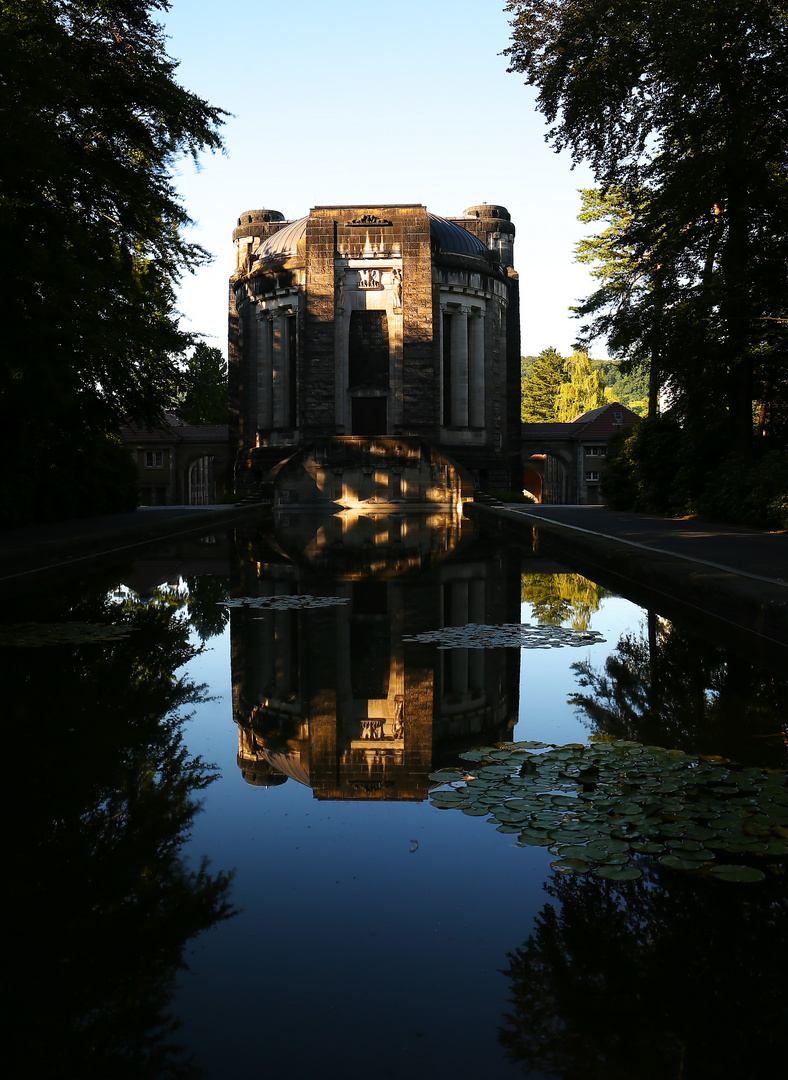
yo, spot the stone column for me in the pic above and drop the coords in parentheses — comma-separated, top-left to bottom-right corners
(448, 580, 469, 696)
(272, 310, 288, 430)
(468, 311, 485, 428)
(450, 308, 469, 427)
(468, 577, 485, 694)
(257, 311, 273, 431)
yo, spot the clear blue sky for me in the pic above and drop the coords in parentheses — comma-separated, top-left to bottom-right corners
(161, 0, 602, 359)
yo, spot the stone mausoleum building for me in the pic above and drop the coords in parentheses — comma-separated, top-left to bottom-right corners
(229, 203, 521, 504)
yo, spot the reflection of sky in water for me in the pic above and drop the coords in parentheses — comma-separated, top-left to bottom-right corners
(517, 594, 641, 746)
(9, 524, 786, 1078)
(175, 584, 648, 1076)
(166, 538, 788, 1079)
(180, 623, 550, 1076)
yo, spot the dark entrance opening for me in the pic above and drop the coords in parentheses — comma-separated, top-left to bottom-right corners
(349, 311, 389, 390)
(348, 310, 390, 435)
(352, 397, 387, 435)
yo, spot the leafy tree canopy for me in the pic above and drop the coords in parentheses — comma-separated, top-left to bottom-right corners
(505, 1, 788, 453)
(0, 1, 226, 523)
(555, 349, 611, 421)
(175, 343, 229, 426)
(522, 344, 647, 420)
(521, 346, 565, 421)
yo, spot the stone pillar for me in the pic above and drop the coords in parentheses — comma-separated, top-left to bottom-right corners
(468, 311, 485, 428)
(450, 308, 469, 426)
(272, 310, 288, 430)
(257, 312, 273, 431)
(468, 577, 485, 693)
(448, 580, 469, 696)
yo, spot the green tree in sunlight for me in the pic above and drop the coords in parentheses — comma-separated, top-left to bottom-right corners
(521, 572, 610, 632)
(521, 346, 565, 421)
(555, 350, 611, 422)
(175, 343, 229, 426)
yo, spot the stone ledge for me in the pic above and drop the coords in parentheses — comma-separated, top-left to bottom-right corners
(465, 502, 788, 651)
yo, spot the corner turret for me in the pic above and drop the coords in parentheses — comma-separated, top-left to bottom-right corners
(461, 204, 515, 267)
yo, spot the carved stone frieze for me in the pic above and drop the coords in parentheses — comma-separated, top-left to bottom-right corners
(357, 267, 382, 289)
(345, 214, 392, 227)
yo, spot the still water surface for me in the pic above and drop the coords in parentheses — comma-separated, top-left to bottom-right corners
(5, 512, 787, 1079)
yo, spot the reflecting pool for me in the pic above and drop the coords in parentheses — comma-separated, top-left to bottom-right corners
(4, 511, 787, 1079)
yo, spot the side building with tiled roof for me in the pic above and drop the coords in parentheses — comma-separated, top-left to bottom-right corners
(521, 402, 641, 504)
(121, 415, 231, 506)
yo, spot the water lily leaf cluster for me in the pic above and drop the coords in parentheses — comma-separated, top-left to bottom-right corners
(0, 622, 133, 648)
(429, 740, 788, 882)
(221, 596, 350, 610)
(403, 623, 605, 650)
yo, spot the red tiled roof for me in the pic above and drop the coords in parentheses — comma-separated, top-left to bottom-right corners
(521, 422, 577, 439)
(573, 402, 641, 437)
(121, 413, 229, 445)
(521, 402, 640, 443)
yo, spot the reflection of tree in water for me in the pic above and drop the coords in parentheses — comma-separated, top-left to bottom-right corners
(147, 574, 230, 642)
(521, 573, 610, 631)
(500, 865, 788, 1079)
(4, 589, 234, 1079)
(570, 616, 788, 768)
(183, 573, 230, 641)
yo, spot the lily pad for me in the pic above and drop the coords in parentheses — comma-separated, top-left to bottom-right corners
(429, 738, 787, 882)
(597, 865, 642, 881)
(0, 622, 133, 647)
(710, 864, 767, 883)
(551, 858, 592, 874)
(660, 854, 703, 871)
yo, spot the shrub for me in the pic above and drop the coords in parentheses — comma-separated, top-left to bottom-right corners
(697, 449, 788, 531)
(601, 417, 688, 515)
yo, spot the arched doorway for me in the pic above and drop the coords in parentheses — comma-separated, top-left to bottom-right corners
(188, 455, 214, 505)
(522, 466, 543, 503)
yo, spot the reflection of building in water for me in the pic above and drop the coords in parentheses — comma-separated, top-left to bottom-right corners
(232, 512, 520, 800)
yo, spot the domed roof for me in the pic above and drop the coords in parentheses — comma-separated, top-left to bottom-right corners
(428, 214, 490, 259)
(253, 211, 491, 263)
(255, 216, 309, 261)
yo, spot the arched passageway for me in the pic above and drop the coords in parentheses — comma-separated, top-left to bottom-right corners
(188, 455, 215, 505)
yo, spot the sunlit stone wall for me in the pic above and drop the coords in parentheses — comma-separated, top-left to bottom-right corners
(230, 202, 521, 497)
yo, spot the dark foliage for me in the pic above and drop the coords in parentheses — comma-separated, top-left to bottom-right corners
(500, 865, 788, 1079)
(3, 584, 235, 1078)
(570, 617, 788, 769)
(603, 417, 788, 528)
(506, 1, 788, 519)
(0, 2, 225, 526)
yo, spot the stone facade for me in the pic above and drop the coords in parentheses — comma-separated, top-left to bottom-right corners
(121, 415, 231, 505)
(231, 517, 521, 799)
(229, 203, 521, 500)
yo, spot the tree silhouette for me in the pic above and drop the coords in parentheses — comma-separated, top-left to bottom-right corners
(4, 585, 234, 1078)
(0, 1, 225, 524)
(570, 617, 788, 769)
(500, 864, 788, 1079)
